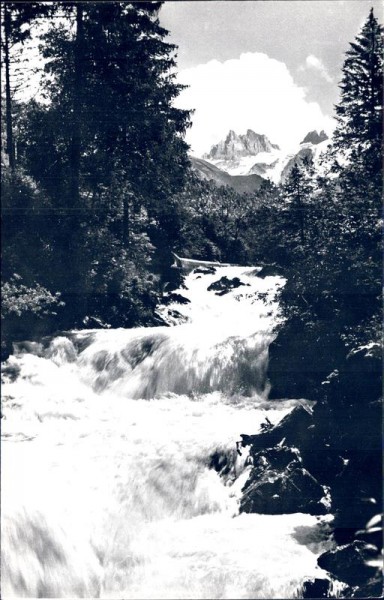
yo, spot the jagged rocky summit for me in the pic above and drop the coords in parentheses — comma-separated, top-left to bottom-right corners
(203, 129, 280, 161)
(300, 130, 328, 145)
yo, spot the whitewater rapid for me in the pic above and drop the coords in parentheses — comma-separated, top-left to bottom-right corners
(1, 263, 332, 598)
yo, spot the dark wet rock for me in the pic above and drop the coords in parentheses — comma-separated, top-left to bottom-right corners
(256, 264, 284, 279)
(162, 292, 191, 305)
(267, 316, 346, 400)
(82, 316, 110, 328)
(151, 313, 171, 327)
(240, 417, 330, 517)
(331, 463, 383, 549)
(349, 571, 384, 598)
(300, 578, 332, 598)
(1, 360, 21, 382)
(207, 276, 249, 295)
(209, 450, 233, 477)
(193, 266, 216, 275)
(241, 405, 313, 452)
(1, 338, 13, 362)
(250, 445, 302, 473)
(239, 403, 344, 489)
(322, 344, 382, 407)
(162, 309, 189, 325)
(240, 462, 326, 515)
(317, 541, 379, 587)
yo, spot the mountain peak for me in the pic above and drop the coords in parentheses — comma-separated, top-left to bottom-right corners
(226, 130, 238, 141)
(203, 129, 280, 161)
(300, 130, 328, 145)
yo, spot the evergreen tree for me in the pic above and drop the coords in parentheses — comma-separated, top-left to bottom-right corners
(15, 2, 192, 326)
(37, 2, 191, 215)
(279, 156, 316, 251)
(333, 8, 383, 177)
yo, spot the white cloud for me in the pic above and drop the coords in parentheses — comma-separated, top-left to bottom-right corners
(175, 52, 334, 156)
(301, 54, 333, 83)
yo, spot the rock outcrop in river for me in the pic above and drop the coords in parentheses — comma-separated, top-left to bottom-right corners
(238, 314, 383, 598)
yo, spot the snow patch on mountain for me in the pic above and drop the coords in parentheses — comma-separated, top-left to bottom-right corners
(200, 129, 330, 184)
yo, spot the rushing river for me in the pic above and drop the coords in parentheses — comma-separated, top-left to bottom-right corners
(1, 262, 333, 598)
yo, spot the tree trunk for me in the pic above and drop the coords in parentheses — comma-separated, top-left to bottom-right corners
(67, 3, 87, 323)
(296, 189, 305, 245)
(69, 3, 84, 208)
(4, 4, 15, 171)
(123, 197, 129, 246)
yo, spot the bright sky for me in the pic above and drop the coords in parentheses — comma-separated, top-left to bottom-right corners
(160, 1, 383, 155)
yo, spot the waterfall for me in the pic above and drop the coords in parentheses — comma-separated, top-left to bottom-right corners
(1, 263, 332, 598)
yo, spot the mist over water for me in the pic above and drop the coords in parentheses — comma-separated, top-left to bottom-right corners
(1, 264, 332, 598)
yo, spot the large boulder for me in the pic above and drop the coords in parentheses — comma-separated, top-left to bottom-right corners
(241, 404, 346, 486)
(349, 572, 384, 598)
(317, 541, 380, 587)
(207, 276, 249, 295)
(240, 405, 313, 452)
(162, 292, 191, 305)
(256, 264, 284, 279)
(322, 344, 382, 407)
(240, 445, 327, 516)
(300, 578, 332, 599)
(240, 463, 327, 515)
(267, 317, 346, 399)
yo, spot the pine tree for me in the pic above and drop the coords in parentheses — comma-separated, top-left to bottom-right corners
(16, 1, 192, 326)
(1, 2, 53, 170)
(333, 8, 383, 176)
(38, 2, 191, 215)
(282, 156, 315, 246)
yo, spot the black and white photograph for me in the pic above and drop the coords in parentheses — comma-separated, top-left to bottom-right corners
(1, 1, 383, 598)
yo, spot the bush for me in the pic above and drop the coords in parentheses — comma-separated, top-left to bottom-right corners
(1, 275, 64, 359)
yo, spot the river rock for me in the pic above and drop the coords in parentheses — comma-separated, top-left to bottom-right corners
(349, 571, 384, 598)
(241, 405, 313, 452)
(300, 577, 332, 598)
(193, 266, 216, 275)
(317, 541, 379, 587)
(207, 276, 249, 295)
(322, 344, 382, 407)
(267, 316, 346, 399)
(240, 455, 326, 516)
(256, 264, 283, 278)
(162, 292, 191, 305)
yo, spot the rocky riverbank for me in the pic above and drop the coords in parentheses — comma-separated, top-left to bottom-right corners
(238, 318, 383, 598)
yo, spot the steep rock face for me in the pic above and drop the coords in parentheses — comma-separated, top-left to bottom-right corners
(204, 129, 280, 161)
(247, 159, 279, 176)
(300, 130, 328, 145)
(280, 146, 315, 182)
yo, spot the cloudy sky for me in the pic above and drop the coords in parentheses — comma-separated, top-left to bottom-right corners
(160, 1, 383, 155)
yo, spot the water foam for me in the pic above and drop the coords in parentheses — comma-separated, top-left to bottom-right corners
(1, 264, 332, 598)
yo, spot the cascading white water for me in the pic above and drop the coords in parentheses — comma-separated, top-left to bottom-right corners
(1, 263, 333, 599)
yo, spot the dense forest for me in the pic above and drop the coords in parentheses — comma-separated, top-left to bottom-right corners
(1, 3, 382, 360)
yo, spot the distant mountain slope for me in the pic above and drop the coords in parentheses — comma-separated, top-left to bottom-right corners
(280, 138, 330, 182)
(190, 156, 264, 193)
